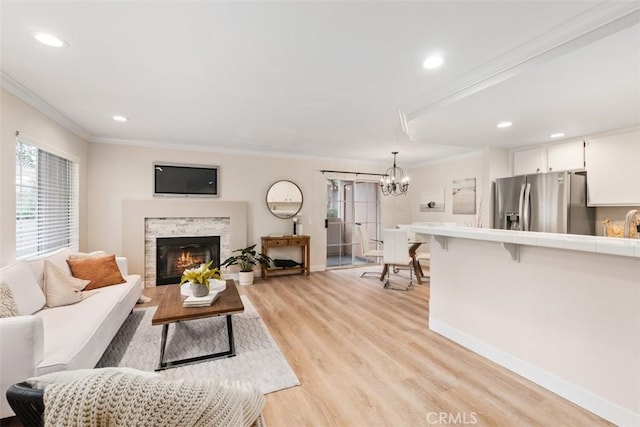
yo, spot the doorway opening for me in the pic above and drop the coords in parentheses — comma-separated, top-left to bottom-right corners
(325, 179, 381, 268)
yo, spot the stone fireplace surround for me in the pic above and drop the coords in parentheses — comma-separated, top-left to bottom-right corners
(122, 200, 248, 287)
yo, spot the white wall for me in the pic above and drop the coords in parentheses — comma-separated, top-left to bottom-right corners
(0, 87, 509, 272)
(0, 88, 89, 267)
(86, 142, 403, 273)
(0, 88, 444, 273)
(407, 150, 505, 227)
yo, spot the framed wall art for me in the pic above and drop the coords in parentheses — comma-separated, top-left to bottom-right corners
(452, 178, 476, 214)
(419, 189, 445, 212)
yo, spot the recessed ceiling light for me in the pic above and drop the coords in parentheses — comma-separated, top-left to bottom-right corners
(423, 54, 444, 70)
(550, 132, 565, 138)
(112, 115, 129, 122)
(33, 32, 67, 48)
(497, 121, 513, 128)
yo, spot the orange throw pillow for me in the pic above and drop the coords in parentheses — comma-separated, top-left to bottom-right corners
(67, 254, 125, 290)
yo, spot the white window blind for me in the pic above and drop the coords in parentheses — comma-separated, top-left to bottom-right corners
(16, 139, 79, 258)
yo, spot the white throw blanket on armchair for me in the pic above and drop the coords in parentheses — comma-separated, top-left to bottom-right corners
(43, 371, 265, 427)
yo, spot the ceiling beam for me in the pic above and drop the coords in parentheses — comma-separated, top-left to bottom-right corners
(400, 2, 640, 125)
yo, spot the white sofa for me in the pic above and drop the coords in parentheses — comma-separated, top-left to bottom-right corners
(0, 248, 141, 418)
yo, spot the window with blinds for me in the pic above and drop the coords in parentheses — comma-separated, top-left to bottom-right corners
(15, 139, 79, 258)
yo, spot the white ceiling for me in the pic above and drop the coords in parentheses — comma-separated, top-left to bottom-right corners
(1, 1, 639, 166)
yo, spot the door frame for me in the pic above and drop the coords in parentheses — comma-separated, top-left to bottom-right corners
(325, 178, 381, 269)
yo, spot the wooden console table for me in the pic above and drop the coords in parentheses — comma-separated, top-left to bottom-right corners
(261, 235, 310, 279)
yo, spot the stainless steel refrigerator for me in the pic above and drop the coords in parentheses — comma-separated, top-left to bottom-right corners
(493, 171, 595, 235)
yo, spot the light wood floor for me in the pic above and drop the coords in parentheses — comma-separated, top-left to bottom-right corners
(239, 268, 609, 426)
(2, 268, 612, 427)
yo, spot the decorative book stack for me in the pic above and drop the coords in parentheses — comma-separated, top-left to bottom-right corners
(182, 291, 220, 308)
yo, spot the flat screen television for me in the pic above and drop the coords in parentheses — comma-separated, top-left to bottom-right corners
(154, 163, 219, 197)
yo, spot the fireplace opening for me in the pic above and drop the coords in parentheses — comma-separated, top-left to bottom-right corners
(156, 236, 220, 285)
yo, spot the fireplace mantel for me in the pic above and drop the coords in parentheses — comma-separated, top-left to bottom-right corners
(122, 200, 247, 285)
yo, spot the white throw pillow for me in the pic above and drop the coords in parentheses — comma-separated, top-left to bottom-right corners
(0, 282, 19, 318)
(26, 248, 74, 289)
(43, 261, 96, 308)
(26, 367, 160, 390)
(0, 261, 45, 315)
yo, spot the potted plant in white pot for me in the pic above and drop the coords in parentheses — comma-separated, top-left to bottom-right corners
(179, 261, 223, 297)
(221, 244, 272, 285)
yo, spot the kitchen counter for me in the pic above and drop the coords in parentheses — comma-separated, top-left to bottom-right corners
(411, 224, 640, 258)
(411, 224, 639, 426)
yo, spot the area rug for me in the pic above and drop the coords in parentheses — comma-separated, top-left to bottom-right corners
(96, 295, 300, 394)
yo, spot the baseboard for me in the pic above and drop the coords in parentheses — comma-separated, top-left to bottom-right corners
(430, 319, 639, 426)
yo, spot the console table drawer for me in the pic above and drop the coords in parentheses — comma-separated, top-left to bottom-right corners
(288, 238, 307, 246)
(267, 239, 289, 247)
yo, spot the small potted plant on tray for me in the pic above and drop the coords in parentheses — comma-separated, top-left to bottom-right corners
(221, 244, 272, 285)
(180, 261, 223, 297)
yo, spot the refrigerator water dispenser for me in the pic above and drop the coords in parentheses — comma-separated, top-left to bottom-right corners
(505, 212, 520, 230)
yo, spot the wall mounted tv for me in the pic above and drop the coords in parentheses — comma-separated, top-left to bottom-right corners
(154, 163, 219, 197)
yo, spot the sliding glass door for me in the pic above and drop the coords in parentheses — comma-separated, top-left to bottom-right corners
(326, 179, 380, 268)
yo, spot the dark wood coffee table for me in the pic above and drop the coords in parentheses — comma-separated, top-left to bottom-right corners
(151, 279, 244, 371)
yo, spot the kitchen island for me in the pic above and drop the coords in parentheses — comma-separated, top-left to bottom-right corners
(411, 225, 639, 426)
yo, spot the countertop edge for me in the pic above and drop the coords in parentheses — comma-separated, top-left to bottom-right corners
(411, 225, 640, 258)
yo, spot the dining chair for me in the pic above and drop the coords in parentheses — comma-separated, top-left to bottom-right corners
(382, 228, 413, 291)
(414, 246, 430, 281)
(396, 224, 428, 284)
(356, 223, 383, 279)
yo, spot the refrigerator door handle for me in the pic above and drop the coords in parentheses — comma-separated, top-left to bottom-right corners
(523, 183, 531, 231)
(518, 183, 526, 231)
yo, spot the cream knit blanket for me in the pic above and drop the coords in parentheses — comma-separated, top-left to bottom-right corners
(43, 371, 265, 427)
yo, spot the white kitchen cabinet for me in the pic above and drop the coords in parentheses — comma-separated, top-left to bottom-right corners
(585, 129, 640, 206)
(547, 140, 585, 172)
(266, 181, 302, 203)
(514, 141, 585, 176)
(513, 147, 545, 175)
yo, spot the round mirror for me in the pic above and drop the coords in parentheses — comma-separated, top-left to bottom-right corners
(266, 180, 303, 219)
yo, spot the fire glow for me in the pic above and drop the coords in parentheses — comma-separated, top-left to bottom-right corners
(175, 250, 205, 272)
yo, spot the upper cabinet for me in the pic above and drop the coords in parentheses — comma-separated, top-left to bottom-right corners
(585, 129, 640, 206)
(512, 140, 584, 176)
(266, 180, 303, 218)
(513, 146, 545, 175)
(547, 140, 585, 172)
(511, 129, 639, 205)
(267, 180, 303, 203)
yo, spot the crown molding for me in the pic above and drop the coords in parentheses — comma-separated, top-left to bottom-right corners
(88, 136, 390, 166)
(401, 2, 640, 122)
(1, 70, 91, 140)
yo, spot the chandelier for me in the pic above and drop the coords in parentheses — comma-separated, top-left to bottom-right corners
(380, 151, 409, 196)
